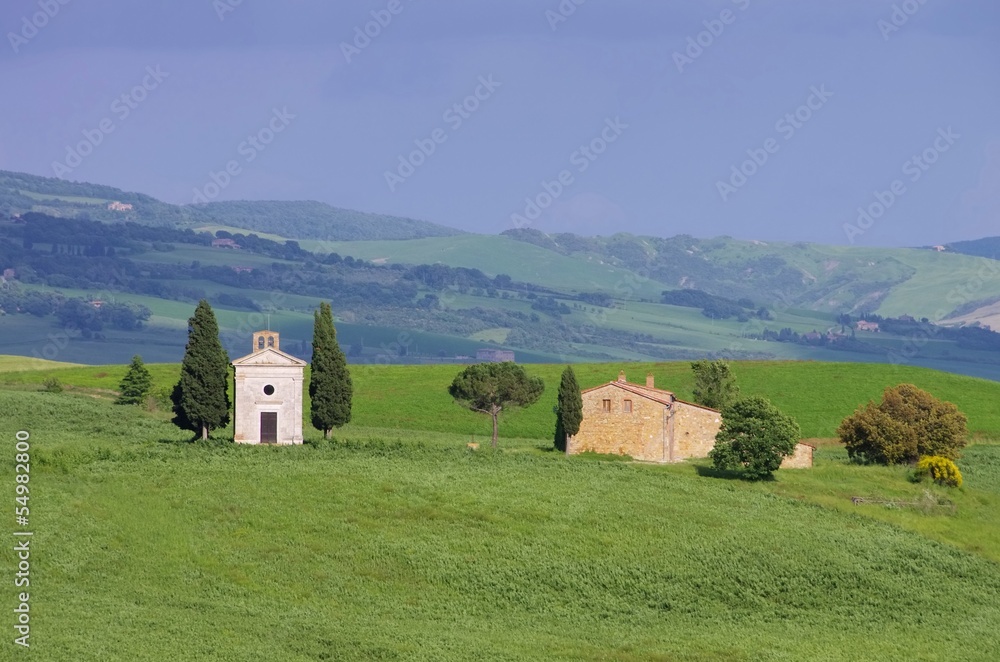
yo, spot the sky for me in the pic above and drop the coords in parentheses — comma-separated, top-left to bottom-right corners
(1, 0, 997, 246)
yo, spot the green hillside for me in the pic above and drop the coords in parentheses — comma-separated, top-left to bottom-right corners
(6, 359, 1000, 439)
(2, 363, 1000, 660)
(499, 230, 1000, 324)
(186, 200, 462, 241)
(303, 234, 663, 298)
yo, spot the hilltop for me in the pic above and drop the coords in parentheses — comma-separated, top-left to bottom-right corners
(0, 170, 461, 240)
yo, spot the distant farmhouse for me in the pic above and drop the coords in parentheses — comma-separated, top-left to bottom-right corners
(107, 201, 134, 212)
(568, 371, 813, 468)
(477, 348, 515, 363)
(856, 320, 880, 332)
(212, 238, 241, 249)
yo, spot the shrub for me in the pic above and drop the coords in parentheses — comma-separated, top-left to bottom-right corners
(42, 377, 63, 393)
(838, 384, 967, 465)
(915, 455, 963, 488)
(710, 396, 801, 481)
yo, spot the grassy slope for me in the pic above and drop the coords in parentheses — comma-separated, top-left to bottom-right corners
(4, 359, 1000, 440)
(808, 245, 1000, 320)
(300, 235, 663, 298)
(2, 390, 999, 661)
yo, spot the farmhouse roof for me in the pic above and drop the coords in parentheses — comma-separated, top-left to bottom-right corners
(231, 347, 307, 367)
(582, 380, 676, 407)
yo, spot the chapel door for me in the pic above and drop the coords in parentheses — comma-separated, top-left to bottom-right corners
(260, 412, 278, 444)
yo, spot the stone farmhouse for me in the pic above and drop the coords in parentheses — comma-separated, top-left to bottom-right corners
(567, 370, 813, 468)
(477, 348, 515, 362)
(231, 330, 306, 445)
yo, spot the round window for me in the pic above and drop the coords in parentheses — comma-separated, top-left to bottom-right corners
(263, 384, 275, 396)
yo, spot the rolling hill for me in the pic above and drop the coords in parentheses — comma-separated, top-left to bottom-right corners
(2, 170, 1000, 378)
(0, 170, 460, 240)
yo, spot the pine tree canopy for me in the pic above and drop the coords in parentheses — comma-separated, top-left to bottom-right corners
(117, 354, 152, 405)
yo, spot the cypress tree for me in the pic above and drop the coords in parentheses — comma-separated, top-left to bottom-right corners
(116, 354, 152, 405)
(171, 300, 230, 440)
(554, 365, 583, 451)
(310, 301, 352, 439)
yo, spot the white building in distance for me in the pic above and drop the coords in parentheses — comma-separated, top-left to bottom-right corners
(231, 330, 306, 445)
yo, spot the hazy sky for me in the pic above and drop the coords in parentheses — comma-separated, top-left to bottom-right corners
(1, 0, 997, 246)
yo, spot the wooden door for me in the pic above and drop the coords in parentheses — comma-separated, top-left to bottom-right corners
(260, 412, 278, 444)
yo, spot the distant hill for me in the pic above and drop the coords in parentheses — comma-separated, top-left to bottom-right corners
(3, 170, 1000, 376)
(185, 200, 463, 241)
(946, 236, 1000, 261)
(0, 170, 462, 241)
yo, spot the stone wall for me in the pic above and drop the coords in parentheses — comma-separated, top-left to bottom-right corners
(568, 385, 722, 463)
(781, 443, 814, 469)
(569, 384, 668, 462)
(670, 401, 722, 460)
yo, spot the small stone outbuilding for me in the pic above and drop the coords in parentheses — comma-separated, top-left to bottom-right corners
(781, 442, 815, 469)
(231, 331, 306, 445)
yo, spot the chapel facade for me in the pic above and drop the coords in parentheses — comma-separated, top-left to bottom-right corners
(231, 331, 306, 445)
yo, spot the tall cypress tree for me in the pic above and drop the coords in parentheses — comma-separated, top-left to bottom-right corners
(554, 365, 583, 451)
(171, 300, 230, 441)
(310, 301, 352, 439)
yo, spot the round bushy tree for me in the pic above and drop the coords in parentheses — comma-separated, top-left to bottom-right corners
(449, 362, 544, 447)
(837, 384, 967, 464)
(554, 365, 583, 452)
(116, 354, 151, 405)
(710, 396, 801, 481)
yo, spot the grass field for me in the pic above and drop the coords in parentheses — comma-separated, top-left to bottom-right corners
(2, 384, 999, 660)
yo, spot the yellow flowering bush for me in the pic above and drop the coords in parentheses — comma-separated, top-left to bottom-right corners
(915, 455, 963, 488)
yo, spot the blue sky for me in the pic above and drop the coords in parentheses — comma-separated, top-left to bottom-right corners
(1, 0, 997, 245)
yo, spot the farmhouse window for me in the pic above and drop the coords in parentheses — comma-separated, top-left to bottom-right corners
(602, 399, 612, 412)
(624, 399, 632, 413)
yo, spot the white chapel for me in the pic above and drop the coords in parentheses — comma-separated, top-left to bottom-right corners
(231, 330, 306, 445)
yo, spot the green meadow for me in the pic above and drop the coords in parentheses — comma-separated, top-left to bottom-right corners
(2, 360, 1000, 660)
